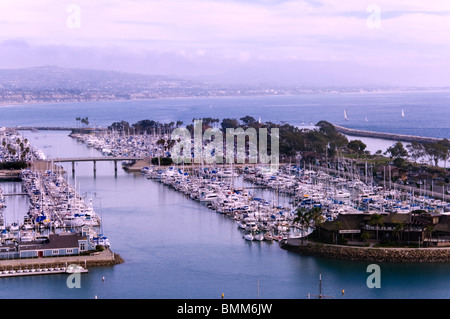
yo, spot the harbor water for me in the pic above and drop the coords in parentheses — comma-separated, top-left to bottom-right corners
(0, 92, 449, 299)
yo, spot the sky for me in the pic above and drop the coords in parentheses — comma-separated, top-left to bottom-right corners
(1, 0, 450, 87)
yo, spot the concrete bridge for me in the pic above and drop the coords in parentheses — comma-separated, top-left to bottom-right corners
(41, 156, 146, 176)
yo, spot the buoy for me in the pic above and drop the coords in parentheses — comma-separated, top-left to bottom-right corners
(221, 293, 224, 299)
(102, 276, 105, 282)
(342, 289, 345, 295)
(94, 295, 97, 299)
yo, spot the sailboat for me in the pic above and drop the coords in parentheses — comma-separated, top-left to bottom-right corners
(344, 109, 348, 121)
(401, 108, 405, 118)
(365, 116, 368, 123)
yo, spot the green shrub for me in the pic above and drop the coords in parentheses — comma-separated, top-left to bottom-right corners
(0, 161, 28, 170)
(337, 236, 348, 245)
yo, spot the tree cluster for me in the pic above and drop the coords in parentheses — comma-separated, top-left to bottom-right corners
(108, 119, 183, 135)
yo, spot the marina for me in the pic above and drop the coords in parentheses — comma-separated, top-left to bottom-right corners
(2, 0, 450, 302)
(0, 130, 114, 279)
(63, 129, 450, 246)
(0, 93, 448, 298)
(0, 123, 448, 278)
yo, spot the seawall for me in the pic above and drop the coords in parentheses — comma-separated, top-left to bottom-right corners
(281, 239, 450, 263)
(333, 124, 444, 144)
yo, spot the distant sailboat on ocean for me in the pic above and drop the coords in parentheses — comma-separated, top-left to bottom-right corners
(401, 108, 405, 118)
(365, 116, 368, 123)
(344, 109, 348, 121)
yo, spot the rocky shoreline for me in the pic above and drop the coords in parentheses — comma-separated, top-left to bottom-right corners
(281, 239, 450, 263)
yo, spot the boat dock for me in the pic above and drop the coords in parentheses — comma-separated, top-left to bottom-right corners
(0, 249, 122, 278)
(0, 265, 88, 278)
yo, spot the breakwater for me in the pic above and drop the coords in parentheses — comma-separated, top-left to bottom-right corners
(11, 126, 106, 134)
(281, 239, 450, 263)
(333, 124, 444, 144)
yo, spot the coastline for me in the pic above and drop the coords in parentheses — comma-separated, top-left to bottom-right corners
(281, 239, 450, 263)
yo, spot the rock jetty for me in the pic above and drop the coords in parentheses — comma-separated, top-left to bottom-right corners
(333, 124, 443, 144)
(281, 239, 450, 263)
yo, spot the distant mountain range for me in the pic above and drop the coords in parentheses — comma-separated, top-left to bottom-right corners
(0, 65, 226, 104)
(0, 65, 439, 105)
(0, 65, 202, 91)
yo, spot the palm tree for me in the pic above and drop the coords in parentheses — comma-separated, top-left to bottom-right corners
(309, 206, 325, 239)
(294, 207, 312, 243)
(369, 213, 384, 244)
(424, 224, 434, 247)
(361, 231, 370, 243)
(394, 223, 405, 244)
(334, 221, 343, 244)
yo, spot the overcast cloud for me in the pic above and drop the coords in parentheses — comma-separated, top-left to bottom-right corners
(0, 0, 449, 86)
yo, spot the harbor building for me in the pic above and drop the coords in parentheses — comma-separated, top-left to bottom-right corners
(0, 228, 97, 260)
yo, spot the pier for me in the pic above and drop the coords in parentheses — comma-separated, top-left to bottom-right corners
(13, 126, 106, 132)
(333, 124, 444, 143)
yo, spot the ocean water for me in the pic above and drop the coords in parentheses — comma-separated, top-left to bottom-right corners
(0, 92, 449, 299)
(1, 90, 449, 139)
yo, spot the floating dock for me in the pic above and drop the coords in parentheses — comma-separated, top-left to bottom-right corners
(0, 265, 88, 278)
(0, 249, 123, 279)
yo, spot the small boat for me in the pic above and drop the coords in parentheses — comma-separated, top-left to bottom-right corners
(199, 192, 220, 203)
(401, 108, 405, 118)
(237, 221, 247, 230)
(218, 170, 234, 179)
(264, 232, 274, 241)
(9, 223, 19, 232)
(243, 232, 254, 241)
(245, 220, 258, 232)
(344, 109, 349, 121)
(254, 232, 264, 241)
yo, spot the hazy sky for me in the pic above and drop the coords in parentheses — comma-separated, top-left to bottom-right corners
(1, 0, 450, 86)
